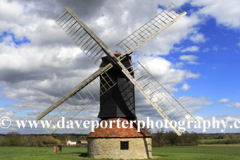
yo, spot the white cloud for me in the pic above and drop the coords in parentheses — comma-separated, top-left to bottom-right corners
(224, 116, 240, 122)
(181, 83, 190, 91)
(237, 42, 240, 47)
(0, 1, 70, 47)
(191, 0, 240, 29)
(180, 55, 199, 65)
(28, 110, 41, 116)
(181, 46, 199, 53)
(0, 108, 14, 117)
(178, 96, 213, 113)
(179, 96, 213, 107)
(217, 98, 230, 103)
(227, 102, 240, 108)
(202, 48, 209, 52)
(123, 11, 201, 56)
(138, 56, 199, 91)
(0, 108, 5, 112)
(174, 62, 184, 68)
(195, 116, 204, 121)
(190, 33, 206, 43)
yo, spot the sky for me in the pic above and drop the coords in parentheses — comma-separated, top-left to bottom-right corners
(0, 0, 240, 134)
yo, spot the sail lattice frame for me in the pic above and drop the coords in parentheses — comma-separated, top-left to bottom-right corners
(123, 62, 196, 135)
(117, 3, 186, 54)
(37, 65, 116, 133)
(55, 8, 110, 64)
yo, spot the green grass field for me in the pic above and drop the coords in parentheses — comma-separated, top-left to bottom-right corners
(0, 146, 240, 160)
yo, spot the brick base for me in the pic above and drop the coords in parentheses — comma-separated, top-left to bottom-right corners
(87, 138, 152, 159)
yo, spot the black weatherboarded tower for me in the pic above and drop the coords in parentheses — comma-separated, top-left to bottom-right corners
(87, 52, 152, 159)
(98, 51, 136, 120)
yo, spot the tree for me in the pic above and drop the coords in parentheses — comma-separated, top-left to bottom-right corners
(165, 131, 178, 146)
(192, 132, 199, 146)
(152, 129, 165, 147)
(6, 132, 22, 146)
(0, 136, 5, 146)
(223, 134, 229, 139)
(59, 134, 68, 142)
(181, 131, 190, 143)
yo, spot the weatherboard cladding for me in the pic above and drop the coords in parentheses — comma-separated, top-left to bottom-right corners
(87, 118, 152, 138)
(98, 52, 136, 119)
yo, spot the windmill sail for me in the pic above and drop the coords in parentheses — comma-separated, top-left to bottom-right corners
(55, 7, 115, 64)
(121, 62, 196, 136)
(117, 3, 186, 56)
(37, 64, 116, 133)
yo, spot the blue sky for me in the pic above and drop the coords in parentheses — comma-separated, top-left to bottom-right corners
(0, 0, 240, 134)
(170, 15, 240, 114)
(179, 16, 239, 115)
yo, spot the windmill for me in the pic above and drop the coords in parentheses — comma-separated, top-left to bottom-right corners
(37, 3, 196, 159)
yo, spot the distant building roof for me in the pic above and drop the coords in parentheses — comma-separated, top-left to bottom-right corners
(80, 140, 88, 145)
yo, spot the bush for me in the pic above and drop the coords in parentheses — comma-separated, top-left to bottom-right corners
(1, 133, 62, 147)
(201, 138, 240, 145)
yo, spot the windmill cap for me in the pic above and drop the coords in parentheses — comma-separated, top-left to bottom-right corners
(99, 51, 132, 68)
(112, 51, 122, 55)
